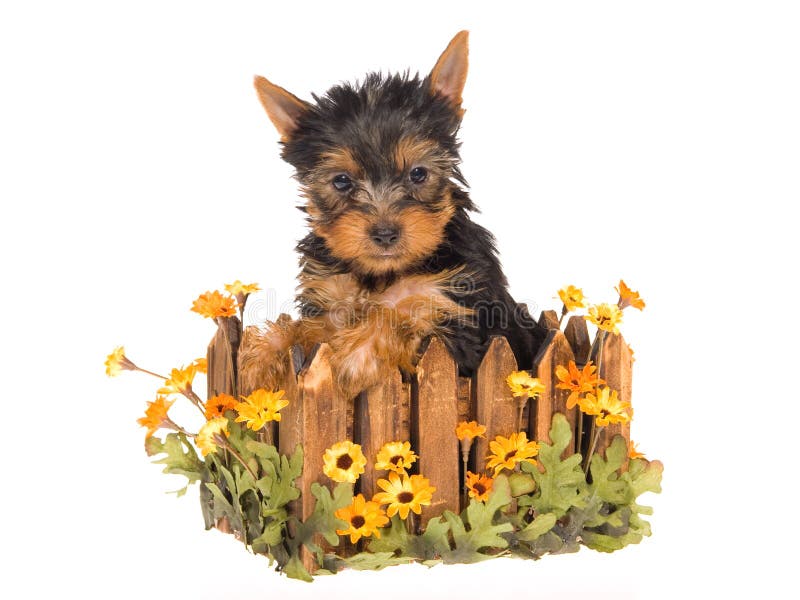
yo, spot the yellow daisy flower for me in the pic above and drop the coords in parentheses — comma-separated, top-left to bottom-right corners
(555, 360, 604, 409)
(373, 472, 436, 520)
(137, 395, 175, 438)
(224, 280, 261, 297)
(191, 290, 238, 319)
(506, 371, 546, 398)
(580, 386, 632, 427)
(465, 471, 494, 502)
(105, 346, 136, 377)
(455, 420, 486, 441)
(628, 440, 646, 460)
(334, 494, 389, 543)
(375, 441, 418, 474)
(486, 432, 540, 475)
(234, 389, 289, 431)
(195, 417, 229, 457)
(558, 285, 586, 312)
(585, 303, 624, 335)
(616, 280, 645, 311)
(322, 441, 367, 484)
(204, 393, 237, 420)
(157, 365, 197, 396)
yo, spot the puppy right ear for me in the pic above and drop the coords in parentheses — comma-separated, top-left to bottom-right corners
(253, 75, 310, 140)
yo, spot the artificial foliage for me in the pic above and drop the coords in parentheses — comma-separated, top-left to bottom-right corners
(111, 279, 663, 581)
(146, 414, 661, 580)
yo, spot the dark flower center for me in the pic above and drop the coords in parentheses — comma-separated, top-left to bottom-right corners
(473, 483, 486, 495)
(337, 453, 354, 470)
(390, 455, 403, 465)
(504, 450, 518, 461)
(216, 404, 226, 413)
(600, 409, 610, 417)
(397, 491, 414, 504)
(351, 515, 366, 528)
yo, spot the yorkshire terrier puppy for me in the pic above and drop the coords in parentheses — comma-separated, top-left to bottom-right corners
(240, 31, 546, 397)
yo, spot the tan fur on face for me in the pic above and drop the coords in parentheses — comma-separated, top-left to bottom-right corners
(393, 137, 442, 172)
(317, 199, 455, 275)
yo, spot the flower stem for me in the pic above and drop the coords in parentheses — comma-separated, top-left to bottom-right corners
(517, 394, 528, 433)
(134, 366, 168, 380)
(558, 304, 568, 327)
(583, 423, 604, 476)
(183, 388, 208, 417)
(218, 436, 258, 481)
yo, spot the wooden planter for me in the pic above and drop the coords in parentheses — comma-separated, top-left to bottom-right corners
(206, 307, 633, 569)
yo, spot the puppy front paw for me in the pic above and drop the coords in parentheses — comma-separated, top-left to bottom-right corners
(238, 320, 295, 395)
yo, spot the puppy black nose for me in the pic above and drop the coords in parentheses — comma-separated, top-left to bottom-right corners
(370, 225, 400, 248)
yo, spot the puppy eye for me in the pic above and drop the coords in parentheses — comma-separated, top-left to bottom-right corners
(332, 174, 353, 192)
(409, 166, 428, 184)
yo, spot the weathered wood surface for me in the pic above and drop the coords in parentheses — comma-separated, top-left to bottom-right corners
(208, 313, 636, 554)
(538, 309, 560, 330)
(282, 343, 348, 571)
(206, 315, 241, 399)
(472, 336, 519, 474)
(413, 337, 459, 522)
(592, 332, 633, 459)
(564, 315, 591, 365)
(355, 369, 410, 500)
(532, 329, 577, 454)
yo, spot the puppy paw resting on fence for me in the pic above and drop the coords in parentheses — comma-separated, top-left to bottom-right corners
(108, 279, 662, 581)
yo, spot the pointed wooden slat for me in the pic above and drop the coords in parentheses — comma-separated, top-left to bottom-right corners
(531, 330, 577, 455)
(592, 332, 633, 460)
(275, 346, 311, 571)
(355, 370, 410, 500)
(472, 336, 519, 474)
(414, 337, 459, 522)
(280, 343, 348, 572)
(207, 315, 241, 399)
(538, 310, 560, 330)
(564, 315, 591, 365)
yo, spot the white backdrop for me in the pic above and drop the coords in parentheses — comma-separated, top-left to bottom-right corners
(2, 1, 798, 598)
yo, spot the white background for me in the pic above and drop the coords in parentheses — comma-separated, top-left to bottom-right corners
(2, 1, 798, 598)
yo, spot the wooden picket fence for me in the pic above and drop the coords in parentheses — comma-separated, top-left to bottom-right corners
(206, 307, 632, 565)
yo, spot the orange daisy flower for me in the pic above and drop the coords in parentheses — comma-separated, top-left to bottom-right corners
(191, 290, 237, 319)
(455, 421, 487, 441)
(335, 494, 389, 543)
(137, 395, 176, 438)
(616, 280, 645, 311)
(204, 393, 237, 420)
(465, 471, 494, 502)
(555, 360, 605, 409)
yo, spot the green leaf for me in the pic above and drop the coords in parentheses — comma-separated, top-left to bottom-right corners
(282, 555, 313, 582)
(508, 472, 536, 497)
(517, 512, 557, 542)
(204, 482, 242, 533)
(441, 474, 514, 564)
(339, 552, 414, 571)
(523, 413, 586, 517)
(368, 514, 451, 560)
(288, 483, 353, 558)
(146, 433, 204, 486)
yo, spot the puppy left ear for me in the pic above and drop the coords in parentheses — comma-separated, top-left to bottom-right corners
(253, 75, 311, 141)
(429, 30, 469, 112)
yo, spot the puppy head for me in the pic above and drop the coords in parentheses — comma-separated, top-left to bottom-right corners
(254, 31, 473, 277)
